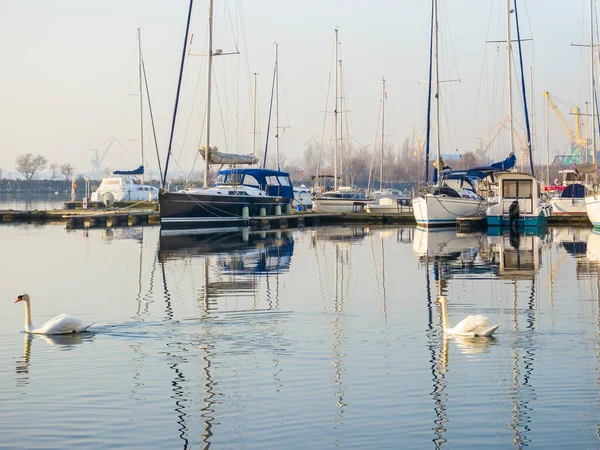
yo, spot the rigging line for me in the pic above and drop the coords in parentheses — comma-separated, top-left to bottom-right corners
(263, 59, 277, 169)
(316, 43, 335, 178)
(235, 0, 255, 141)
(213, 64, 231, 154)
(514, 0, 535, 176)
(173, 37, 207, 182)
(424, 0, 435, 183)
(162, 0, 194, 189)
(236, 41, 241, 156)
(367, 93, 382, 192)
(224, 0, 240, 53)
(433, 195, 486, 217)
(341, 63, 353, 184)
(439, 1, 461, 83)
(141, 56, 163, 182)
(577, 0, 586, 109)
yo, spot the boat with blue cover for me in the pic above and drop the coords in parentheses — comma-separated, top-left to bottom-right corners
(159, 167, 293, 230)
(158, 1, 293, 231)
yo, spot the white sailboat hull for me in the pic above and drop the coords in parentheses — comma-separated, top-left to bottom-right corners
(312, 198, 374, 213)
(90, 177, 158, 202)
(412, 194, 486, 227)
(550, 197, 587, 216)
(585, 194, 600, 227)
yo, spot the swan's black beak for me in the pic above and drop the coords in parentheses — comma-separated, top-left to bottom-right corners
(15, 295, 23, 303)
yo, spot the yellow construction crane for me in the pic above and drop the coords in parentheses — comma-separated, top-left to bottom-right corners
(542, 91, 588, 160)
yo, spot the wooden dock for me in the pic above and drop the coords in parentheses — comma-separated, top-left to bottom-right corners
(0, 208, 416, 230)
(0, 207, 593, 230)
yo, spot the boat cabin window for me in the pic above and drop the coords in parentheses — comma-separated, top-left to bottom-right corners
(242, 174, 260, 188)
(266, 176, 279, 186)
(214, 173, 228, 184)
(215, 172, 243, 185)
(277, 176, 291, 186)
(228, 173, 243, 185)
(503, 180, 532, 198)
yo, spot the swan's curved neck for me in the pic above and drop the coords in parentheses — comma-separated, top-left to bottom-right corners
(23, 301, 34, 333)
(439, 301, 450, 330)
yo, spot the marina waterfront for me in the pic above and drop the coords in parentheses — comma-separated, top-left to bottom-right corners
(2, 218, 600, 448)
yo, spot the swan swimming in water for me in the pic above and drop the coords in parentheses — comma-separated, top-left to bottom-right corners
(435, 295, 499, 337)
(15, 294, 95, 335)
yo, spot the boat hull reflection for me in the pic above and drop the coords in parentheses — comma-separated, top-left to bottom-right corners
(159, 229, 294, 274)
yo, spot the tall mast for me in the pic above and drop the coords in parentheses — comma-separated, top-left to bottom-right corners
(507, 0, 515, 156)
(203, 0, 214, 188)
(586, 101, 590, 162)
(380, 77, 385, 191)
(252, 72, 258, 162)
(339, 59, 344, 185)
(434, 0, 441, 182)
(545, 92, 550, 186)
(529, 67, 535, 160)
(137, 28, 145, 184)
(334, 28, 339, 190)
(591, 0, 597, 165)
(275, 42, 280, 171)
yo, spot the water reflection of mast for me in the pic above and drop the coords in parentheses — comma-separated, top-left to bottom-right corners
(332, 242, 347, 420)
(381, 235, 388, 323)
(133, 229, 158, 320)
(200, 342, 216, 449)
(506, 232, 538, 448)
(15, 334, 33, 389)
(369, 232, 388, 322)
(426, 256, 448, 448)
(161, 257, 216, 449)
(596, 266, 600, 440)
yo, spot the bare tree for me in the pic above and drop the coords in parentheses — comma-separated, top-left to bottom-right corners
(15, 153, 47, 180)
(60, 164, 74, 180)
(49, 163, 58, 180)
(0, 167, 3, 179)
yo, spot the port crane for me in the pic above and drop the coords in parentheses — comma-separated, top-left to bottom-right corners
(90, 135, 122, 175)
(542, 91, 589, 164)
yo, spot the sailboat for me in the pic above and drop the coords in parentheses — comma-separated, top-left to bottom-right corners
(412, 1, 487, 227)
(311, 28, 373, 213)
(91, 29, 159, 204)
(584, 0, 600, 227)
(159, 0, 294, 231)
(367, 78, 412, 213)
(485, 0, 550, 227)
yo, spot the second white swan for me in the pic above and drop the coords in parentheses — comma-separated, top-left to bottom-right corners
(435, 295, 499, 337)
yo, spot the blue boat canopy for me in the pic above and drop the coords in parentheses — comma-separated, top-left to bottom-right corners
(216, 168, 294, 200)
(465, 153, 516, 178)
(113, 165, 144, 175)
(561, 183, 586, 199)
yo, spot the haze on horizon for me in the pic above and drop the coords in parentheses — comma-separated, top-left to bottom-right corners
(0, 0, 593, 180)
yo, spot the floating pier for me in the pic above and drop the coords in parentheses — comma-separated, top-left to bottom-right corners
(0, 208, 416, 230)
(0, 207, 594, 230)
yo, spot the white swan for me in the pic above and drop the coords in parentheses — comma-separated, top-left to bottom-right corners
(15, 294, 95, 335)
(435, 295, 499, 337)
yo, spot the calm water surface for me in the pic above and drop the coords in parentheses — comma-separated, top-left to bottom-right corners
(0, 192, 71, 210)
(0, 220, 599, 449)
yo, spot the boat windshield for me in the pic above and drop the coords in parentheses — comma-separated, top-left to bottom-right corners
(215, 173, 242, 185)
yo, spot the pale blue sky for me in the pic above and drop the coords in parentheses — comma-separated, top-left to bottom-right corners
(0, 1, 593, 178)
